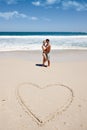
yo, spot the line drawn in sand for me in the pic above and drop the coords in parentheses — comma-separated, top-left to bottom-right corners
(16, 82, 74, 126)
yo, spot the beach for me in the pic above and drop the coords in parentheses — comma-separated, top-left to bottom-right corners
(0, 50, 87, 130)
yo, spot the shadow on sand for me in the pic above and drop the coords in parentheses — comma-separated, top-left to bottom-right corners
(35, 64, 47, 67)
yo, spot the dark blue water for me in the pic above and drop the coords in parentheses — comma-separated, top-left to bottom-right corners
(0, 32, 87, 36)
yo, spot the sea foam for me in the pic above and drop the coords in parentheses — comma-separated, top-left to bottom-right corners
(0, 35, 87, 51)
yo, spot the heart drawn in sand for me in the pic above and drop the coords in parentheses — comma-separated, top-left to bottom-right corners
(16, 83, 73, 125)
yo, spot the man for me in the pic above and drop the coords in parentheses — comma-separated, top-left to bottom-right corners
(42, 39, 51, 67)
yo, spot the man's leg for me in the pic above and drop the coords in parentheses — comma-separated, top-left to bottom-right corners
(48, 60, 50, 66)
(47, 53, 50, 66)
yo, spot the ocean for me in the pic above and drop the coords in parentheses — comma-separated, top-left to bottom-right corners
(0, 32, 87, 51)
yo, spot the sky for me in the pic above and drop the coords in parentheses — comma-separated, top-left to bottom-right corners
(0, 0, 87, 32)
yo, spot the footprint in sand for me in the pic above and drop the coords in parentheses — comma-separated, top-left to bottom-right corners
(80, 124, 83, 128)
(78, 104, 82, 108)
(2, 99, 6, 102)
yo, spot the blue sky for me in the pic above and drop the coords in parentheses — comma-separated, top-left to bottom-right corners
(0, 0, 87, 32)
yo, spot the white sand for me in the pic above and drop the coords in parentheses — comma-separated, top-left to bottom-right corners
(0, 50, 87, 130)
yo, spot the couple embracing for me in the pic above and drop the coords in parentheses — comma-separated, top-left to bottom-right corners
(42, 39, 51, 67)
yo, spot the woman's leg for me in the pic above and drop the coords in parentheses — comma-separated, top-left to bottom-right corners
(42, 53, 46, 65)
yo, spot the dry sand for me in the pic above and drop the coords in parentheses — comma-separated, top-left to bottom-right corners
(0, 50, 87, 130)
